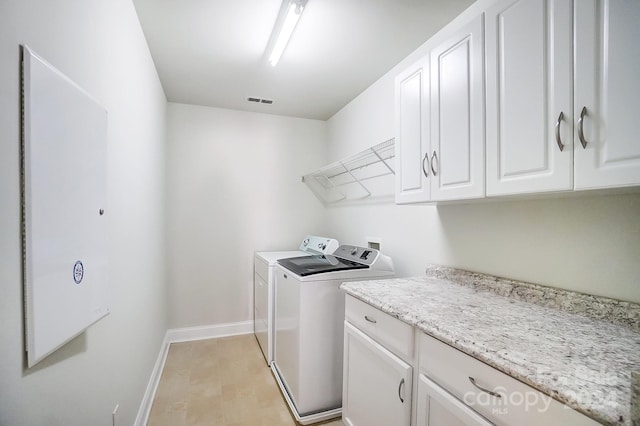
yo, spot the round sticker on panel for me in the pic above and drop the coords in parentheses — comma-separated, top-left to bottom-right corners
(73, 261, 84, 284)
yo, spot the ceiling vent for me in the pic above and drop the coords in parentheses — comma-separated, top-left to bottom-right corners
(247, 97, 274, 105)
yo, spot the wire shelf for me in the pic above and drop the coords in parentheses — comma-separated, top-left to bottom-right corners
(302, 138, 395, 204)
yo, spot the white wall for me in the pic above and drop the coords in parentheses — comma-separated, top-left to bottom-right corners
(166, 103, 327, 328)
(0, 1, 167, 424)
(326, 2, 640, 304)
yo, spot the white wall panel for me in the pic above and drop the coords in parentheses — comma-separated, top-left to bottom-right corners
(22, 46, 110, 368)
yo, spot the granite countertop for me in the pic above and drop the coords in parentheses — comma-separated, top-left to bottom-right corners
(340, 265, 640, 426)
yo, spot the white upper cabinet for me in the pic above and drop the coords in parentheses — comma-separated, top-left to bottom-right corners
(395, 57, 430, 204)
(486, 0, 573, 196)
(486, 0, 640, 195)
(395, 0, 640, 203)
(395, 15, 485, 204)
(430, 14, 485, 201)
(574, 0, 640, 190)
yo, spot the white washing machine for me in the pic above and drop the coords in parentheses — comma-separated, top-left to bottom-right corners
(254, 235, 339, 365)
(272, 245, 394, 425)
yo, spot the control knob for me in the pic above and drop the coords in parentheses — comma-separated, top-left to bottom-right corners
(350, 247, 358, 255)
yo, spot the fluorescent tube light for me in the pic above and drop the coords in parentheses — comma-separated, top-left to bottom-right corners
(267, 0, 308, 66)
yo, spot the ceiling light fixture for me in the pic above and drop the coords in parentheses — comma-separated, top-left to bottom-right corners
(266, 0, 308, 67)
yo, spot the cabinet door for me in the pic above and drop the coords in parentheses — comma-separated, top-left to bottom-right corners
(416, 374, 493, 426)
(342, 322, 412, 426)
(574, 0, 640, 189)
(395, 57, 431, 203)
(430, 14, 485, 201)
(486, 0, 573, 196)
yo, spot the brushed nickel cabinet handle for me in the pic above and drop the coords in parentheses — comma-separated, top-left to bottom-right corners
(364, 315, 377, 324)
(578, 106, 588, 149)
(422, 152, 429, 178)
(555, 112, 565, 152)
(398, 378, 405, 403)
(469, 377, 501, 398)
(431, 151, 438, 176)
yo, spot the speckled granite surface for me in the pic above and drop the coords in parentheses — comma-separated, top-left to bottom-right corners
(424, 265, 640, 331)
(340, 267, 640, 426)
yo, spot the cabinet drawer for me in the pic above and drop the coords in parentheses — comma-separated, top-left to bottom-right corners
(419, 333, 599, 426)
(345, 296, 413, 360)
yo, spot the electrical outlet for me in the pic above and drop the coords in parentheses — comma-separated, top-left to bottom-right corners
(112, 404, 119, 426)
(366, 236, 382, 251)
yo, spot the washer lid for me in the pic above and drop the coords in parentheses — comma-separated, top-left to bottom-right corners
(277, 254, 368, 277)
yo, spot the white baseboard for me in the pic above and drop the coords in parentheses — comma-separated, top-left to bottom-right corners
(134, 320, 254, 425)
(134, 334, 170, 426)
(165, 320, 253, 343)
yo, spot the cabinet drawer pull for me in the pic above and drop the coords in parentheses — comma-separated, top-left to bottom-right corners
(578, 106, 588, 149)
(555, 111, 565, 152)
(431, 151, 438, 176)
(468, 377, 502, 398)
(422, 152, 429, 178)
(398, 378, 405, 403)
(364, 315, 377, 324)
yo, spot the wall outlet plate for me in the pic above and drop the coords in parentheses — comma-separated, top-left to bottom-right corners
(366, 236, 382, 251)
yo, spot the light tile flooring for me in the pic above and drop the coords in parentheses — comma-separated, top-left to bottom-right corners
(147, 334, 344, 426)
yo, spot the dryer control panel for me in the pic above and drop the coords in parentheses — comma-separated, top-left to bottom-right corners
(299, 235, 339, 255)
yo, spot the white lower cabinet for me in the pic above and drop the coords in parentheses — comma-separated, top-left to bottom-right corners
(342, 296, 413, 426)
(416, 374, 492, 426)
(418, 333, 599, 426)
(343, 297, 602, 426)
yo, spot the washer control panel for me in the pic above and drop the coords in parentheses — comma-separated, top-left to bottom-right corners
(333, 245, 378, 266)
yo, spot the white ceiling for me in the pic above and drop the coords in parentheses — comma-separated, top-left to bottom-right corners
(133, 0, 475, 120)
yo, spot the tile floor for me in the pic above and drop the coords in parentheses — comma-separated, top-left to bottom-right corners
(147, 334, 344, 426)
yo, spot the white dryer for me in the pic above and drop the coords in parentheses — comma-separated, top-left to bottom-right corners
(272, 245, 394, 425)
(254, 235, 339, 365)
